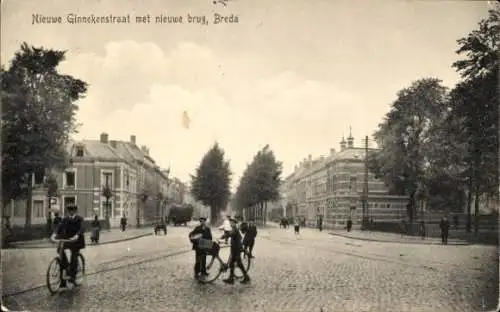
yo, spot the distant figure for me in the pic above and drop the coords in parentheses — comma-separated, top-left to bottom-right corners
(318, 217, 323, 232)
(346, 219, 353, 232)
(440, 216, 450, 245)
(370, 218, 374, 229)
(453, 215, 459, 230)
(294, 218, 300, 236)
(90, 215, 100, 243)
(120, 215, 127, 231)
(401, 219, 407, 237)
(53, 212, 62, 232)
(419, 221, 426, 239)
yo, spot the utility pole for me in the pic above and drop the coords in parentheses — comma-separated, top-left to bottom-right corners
(362, 136, 369, 230)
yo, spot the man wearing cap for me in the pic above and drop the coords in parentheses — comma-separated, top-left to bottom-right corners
(50, 205, 85, 287)
(220, 218, 251, 284)
(242, 219, 257, 258)
(188, 217, 212, 278)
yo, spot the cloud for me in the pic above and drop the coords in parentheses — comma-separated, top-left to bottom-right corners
(59, 40, 368, 186)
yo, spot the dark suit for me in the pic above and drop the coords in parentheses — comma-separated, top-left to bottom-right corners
(221, 228, 249, 279)
(189, 225, 212, 275)
(440, 219, 450, 244)
(242, 224, 257, 257)
(54, 215, 85, 279)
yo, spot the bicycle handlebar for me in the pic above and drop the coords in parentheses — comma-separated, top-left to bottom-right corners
(51, 238, 76, 243)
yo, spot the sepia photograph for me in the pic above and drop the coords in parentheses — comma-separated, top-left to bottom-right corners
(1, 0, 498, 311)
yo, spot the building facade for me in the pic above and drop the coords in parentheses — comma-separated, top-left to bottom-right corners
(282, 133, 409, 229)
(5, 133, 171, 228)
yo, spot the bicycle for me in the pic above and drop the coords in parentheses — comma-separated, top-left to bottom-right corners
(46, 238, 86, 294)
(193, 237, 251, 284)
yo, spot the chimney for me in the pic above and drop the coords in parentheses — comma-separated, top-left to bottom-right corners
(110, 140, 118, 148)
(330, 148, 335, 155)
(141, 145, 149, 155)
(308, 154, 312, 162)
(130, 135, 136, 145)
(100, 133, 109, 144)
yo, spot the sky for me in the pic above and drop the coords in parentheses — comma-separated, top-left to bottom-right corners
(1, 0, 491, 190)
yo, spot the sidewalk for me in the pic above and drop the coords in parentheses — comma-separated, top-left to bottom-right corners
(329, 230, 470, 245)
(7, 227, 153, 249)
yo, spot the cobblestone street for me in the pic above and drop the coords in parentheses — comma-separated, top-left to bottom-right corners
(3, 226, 498, 312)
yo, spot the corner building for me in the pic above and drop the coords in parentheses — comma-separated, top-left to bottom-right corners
(285, 133, 409, 229)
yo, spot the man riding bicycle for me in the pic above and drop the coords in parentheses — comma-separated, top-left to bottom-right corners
(50, 204, 85, 287)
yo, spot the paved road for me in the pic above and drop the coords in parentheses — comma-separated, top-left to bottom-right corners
(2, 227, 498, 312)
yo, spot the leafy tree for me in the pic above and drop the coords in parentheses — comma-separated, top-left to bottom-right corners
(368, 78, 449, 222)
(449, 9, 499, 232)
(190, 143, 232, 226)
(1, 43, 87, 227)
(234, 145, 282, 224)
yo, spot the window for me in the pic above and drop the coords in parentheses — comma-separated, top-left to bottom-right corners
(65, 171, 75, 188)
(33, 168, 45, 185)
(349, 177, 357, 192)
(76, 146, 84, 157)
(103, 172, 113, 188)
(387, 204, 391, 208)
(102, 200, 112, 218)
(33, 200, 44, 218)
(63, 196, 76, 211)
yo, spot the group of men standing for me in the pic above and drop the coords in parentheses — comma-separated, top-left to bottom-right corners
(188, 215, 257, 285)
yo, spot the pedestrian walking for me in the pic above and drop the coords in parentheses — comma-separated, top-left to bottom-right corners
(242, 219, 257, 258)
(219, 215, 232, 244)
(346, 218, 353, 232)
(440, 216, 450, 245)
(220, 218, 251, 285)
(419, 220, 426, 240)
(294, 218, 300, 237)
(120, 215, 127, 231)
(401, 219, 407, 237)
(90, 215, 100, 243)
(318, 217, 323, 232)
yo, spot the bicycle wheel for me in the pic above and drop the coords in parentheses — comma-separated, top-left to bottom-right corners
(75, 253, 86, 284)
(197, 253, 223, 284)
(46, 258, 62, 294)
(234, 249, 251, 278)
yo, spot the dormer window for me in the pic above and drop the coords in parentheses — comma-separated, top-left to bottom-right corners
(76, 146, 84, 157)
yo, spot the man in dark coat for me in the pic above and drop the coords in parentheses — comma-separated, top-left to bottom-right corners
(50, 205, 85, 287)
(440, 216, 450, 245)
(242, 219, 257, 258)
(120, 215, 127, 231)
(188, 217, 212, 278)
(220, 218, 250, 284)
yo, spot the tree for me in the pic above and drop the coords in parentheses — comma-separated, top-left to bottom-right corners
(449, 9, 499, 233)
(1, 43, 87, 227)
(368, 78, 449, 222)
(190, 143, 232, 226)
(234, 145, 282, 225)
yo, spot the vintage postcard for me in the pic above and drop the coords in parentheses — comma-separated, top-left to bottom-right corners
(1, 0, 498, 311)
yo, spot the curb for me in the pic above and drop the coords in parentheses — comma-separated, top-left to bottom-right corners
(328, 232, 469, 246)
(7, 233, 153, 249)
